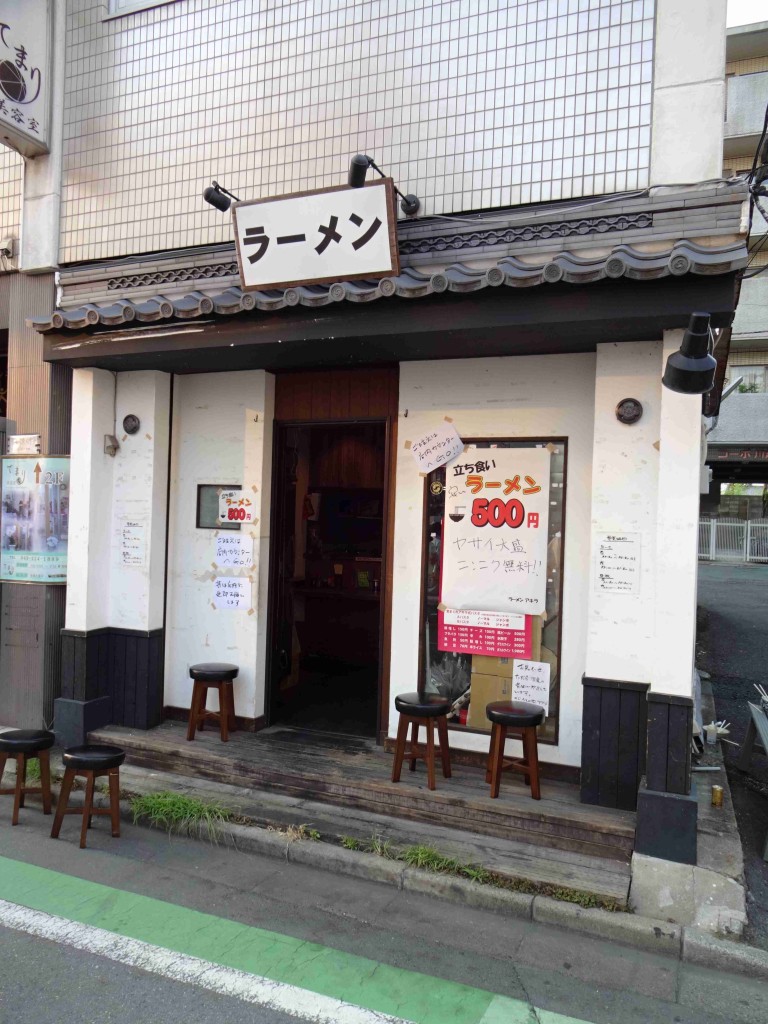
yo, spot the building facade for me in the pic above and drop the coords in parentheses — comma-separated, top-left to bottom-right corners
(0, 1, 745, 831)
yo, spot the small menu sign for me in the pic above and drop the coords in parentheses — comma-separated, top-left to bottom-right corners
(595, 532, 641, 595)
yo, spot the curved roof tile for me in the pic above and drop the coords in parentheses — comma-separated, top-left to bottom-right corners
(27, 239, 748, 334)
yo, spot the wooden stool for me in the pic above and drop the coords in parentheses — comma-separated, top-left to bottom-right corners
(0, 729, 54, 825)
(50, 744, 125, 849)
(391, 691, 452, 791)
(186, 662, 239, 742)
(485, 700, 545, 800)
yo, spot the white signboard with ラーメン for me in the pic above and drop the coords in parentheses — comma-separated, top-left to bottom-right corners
(233, 179, 398, 291)
(440, 448, 551, 615)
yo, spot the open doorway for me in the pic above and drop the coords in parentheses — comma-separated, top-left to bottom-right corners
(268, 421, 386, 737)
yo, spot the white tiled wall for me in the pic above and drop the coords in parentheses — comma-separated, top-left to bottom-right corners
(0, 146, 23, 257)
(61, 0, 655, 264)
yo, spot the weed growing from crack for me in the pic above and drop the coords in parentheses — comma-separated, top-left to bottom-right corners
(131, 791, 233, 843)
(335, 834, 624, 912)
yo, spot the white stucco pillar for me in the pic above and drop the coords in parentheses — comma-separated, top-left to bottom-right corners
(650, 0, 726, 185)
(652, 330, 702, 697)
(585, 341, 663, 683)
(65, 368, 116, 632)
(109, 371, 171, 631)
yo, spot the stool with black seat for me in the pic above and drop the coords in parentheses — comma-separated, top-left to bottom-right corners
(391, 691, 452, 791)
(485, 700, 545, 800)
(50, 744, 125, 849)
(0, 730, 54, 825)
(186, 663, 239, 743)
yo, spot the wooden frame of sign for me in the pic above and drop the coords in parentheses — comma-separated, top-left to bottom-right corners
(232, 178, 400, 292)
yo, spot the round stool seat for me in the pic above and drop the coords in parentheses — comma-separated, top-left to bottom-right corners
(63, 744, 125, 772)
(0, 729, 55, 754)
(189, 662, 239, 682)
(486, 701, 545, 727)
(394, 692, 451, 717)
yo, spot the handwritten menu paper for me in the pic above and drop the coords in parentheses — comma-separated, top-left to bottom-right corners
(213, 576, 251, 610)
(438, 608, 532, 658)
(215, 534, 253, 569)
(410, 422, 464, 475)
(120, 518, 147, 568)
(595, 532, 641, 595)
(512, 659, 550, 715)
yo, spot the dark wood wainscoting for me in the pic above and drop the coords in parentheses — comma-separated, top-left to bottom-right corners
(60, 627, 164, 730)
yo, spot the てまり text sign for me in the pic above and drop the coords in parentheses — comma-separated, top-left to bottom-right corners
(233, 180, 398, 291)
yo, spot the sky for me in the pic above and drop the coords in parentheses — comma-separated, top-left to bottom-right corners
(727, 0, 767, 28)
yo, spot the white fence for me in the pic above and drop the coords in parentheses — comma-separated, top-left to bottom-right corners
(698, 518, 768, 562)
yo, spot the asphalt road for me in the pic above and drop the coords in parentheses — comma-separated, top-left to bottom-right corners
(698, 561, 768, 950)
(0, 815, 767, 1024)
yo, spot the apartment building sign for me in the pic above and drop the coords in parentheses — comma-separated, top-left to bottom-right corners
(233, 179, 399, 292)
(0, 0, 51, 156)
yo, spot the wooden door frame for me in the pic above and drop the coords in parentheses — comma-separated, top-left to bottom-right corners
(264, 414, 396, 742)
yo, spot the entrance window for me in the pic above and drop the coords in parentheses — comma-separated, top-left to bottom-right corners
(421, 439, 567, 744)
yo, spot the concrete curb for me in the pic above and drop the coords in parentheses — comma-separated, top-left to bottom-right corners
(532, 895, 681, 956)
(11, 776, 768, 978)
(682, 926, 768, 980)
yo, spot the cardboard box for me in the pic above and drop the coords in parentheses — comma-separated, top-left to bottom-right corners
(467, 673, 513, 731)
(471, 655, 515, 678)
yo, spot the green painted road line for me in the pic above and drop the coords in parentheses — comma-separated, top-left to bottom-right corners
(0, 854, 596, 1024)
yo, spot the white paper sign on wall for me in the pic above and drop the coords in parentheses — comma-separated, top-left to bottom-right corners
(213, 576, 251, 610)
(119, 518, 148, 568)
(215, 534, 253, 569)
(218, 489, 254, 525)
(233, 179, 399, 291)
(594, 532, 641, 595)
(0, 1, 51, 156)
(409, 421, 464, 475)
(512, 659, 550, 715)
(441, 447, 551, 615)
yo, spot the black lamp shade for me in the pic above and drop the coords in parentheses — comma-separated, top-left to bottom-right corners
(203, 186, 231, 212)
(661, 311, 717, 394)
(348, 154, 370, 188)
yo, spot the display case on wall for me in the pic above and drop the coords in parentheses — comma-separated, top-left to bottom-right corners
(420, 439, 567, 744)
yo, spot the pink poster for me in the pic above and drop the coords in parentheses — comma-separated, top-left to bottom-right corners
(437, 607, 532, 658)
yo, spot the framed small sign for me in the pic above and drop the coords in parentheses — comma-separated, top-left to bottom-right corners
(196, 484, 241, 530)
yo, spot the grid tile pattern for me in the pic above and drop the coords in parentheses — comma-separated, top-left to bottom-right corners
(61, 0, 655, 263)
(0, 145, 24, 259)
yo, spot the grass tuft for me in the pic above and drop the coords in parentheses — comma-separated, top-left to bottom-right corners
(131, 791, 233, 843)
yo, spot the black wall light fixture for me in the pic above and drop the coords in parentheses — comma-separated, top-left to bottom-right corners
(203, 180, 241, 212)
(348, 154, 420, 216)
(661, 312, 717, 395)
